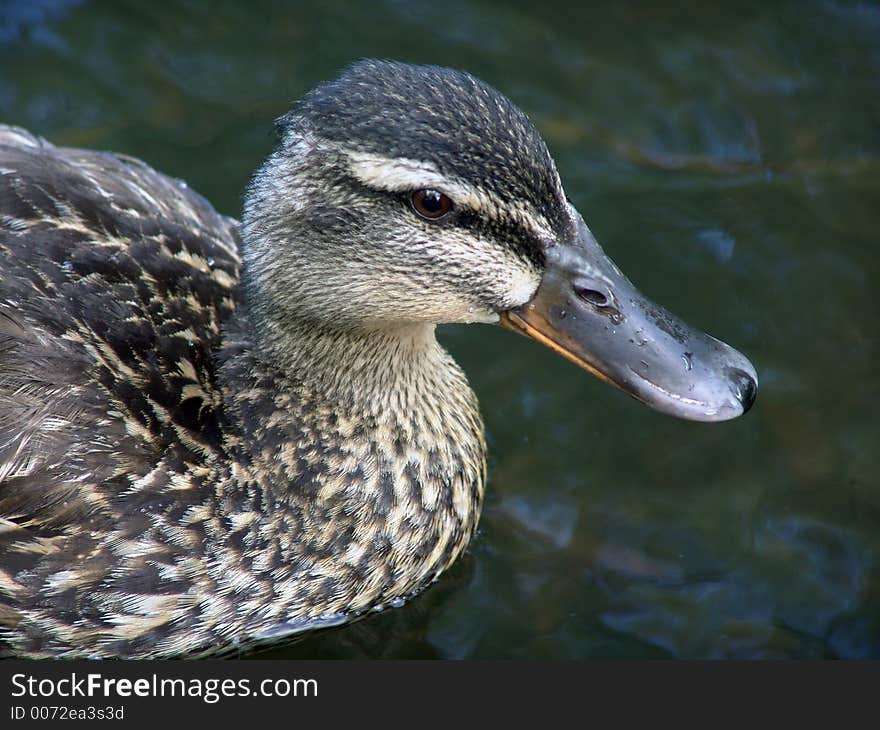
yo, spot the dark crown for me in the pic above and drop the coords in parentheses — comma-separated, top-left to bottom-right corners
(278, 60, 569, 234)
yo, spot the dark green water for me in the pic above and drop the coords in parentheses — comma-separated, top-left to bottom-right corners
(2, 0, 878, 658)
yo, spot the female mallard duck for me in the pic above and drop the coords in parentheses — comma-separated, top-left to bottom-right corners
(0, 61, 756, 658)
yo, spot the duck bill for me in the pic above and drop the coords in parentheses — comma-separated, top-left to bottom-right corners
(499, 212, 757, 422)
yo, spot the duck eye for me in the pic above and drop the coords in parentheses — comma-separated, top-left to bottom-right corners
(411, 189, 453, 220)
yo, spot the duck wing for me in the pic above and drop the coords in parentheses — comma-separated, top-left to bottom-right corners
(0, 125, 241, 655)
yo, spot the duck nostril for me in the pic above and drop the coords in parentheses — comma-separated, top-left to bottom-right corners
(573, 285, 610, 307)
(728, 368, 758, 413)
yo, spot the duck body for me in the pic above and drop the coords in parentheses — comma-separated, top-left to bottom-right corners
(0, 61, 756, 658)
(0, 125, 483, 657)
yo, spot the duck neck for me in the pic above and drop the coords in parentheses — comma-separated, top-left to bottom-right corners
(256, 318, 450, 415)
(226, 312, 487, 465)
(216, 304, 487, 618)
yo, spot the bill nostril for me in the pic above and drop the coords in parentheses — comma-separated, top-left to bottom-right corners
(571, 281, 625, 325)
(728, 368, 758, 413)
(573, 284, 610, 307)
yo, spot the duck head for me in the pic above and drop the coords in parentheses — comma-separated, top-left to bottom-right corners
(242, 60, 756, 421)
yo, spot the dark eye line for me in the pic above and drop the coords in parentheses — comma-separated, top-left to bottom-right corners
(375, 182, 545, 264)
(456, 209, 548, 267)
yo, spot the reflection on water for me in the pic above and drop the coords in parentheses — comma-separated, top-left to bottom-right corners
(2, 0, 878, 658)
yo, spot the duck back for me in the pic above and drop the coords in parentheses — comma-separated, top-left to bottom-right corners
(0, 126, 241, 655)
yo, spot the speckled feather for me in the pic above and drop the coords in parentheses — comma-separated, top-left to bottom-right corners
(0, 61, 572, 657)
(0, 122, 488, 658)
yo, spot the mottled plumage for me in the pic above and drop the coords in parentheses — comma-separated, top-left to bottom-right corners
(0, 60, 757, 658)
(0, 62, 543, 658)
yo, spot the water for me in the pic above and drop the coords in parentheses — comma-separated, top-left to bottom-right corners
(2, 0, 878, 658)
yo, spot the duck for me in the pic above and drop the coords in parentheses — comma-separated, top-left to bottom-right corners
(0, 60, 757, 658)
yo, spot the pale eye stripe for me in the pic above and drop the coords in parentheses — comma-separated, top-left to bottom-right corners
(342, 149, 555, 240)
